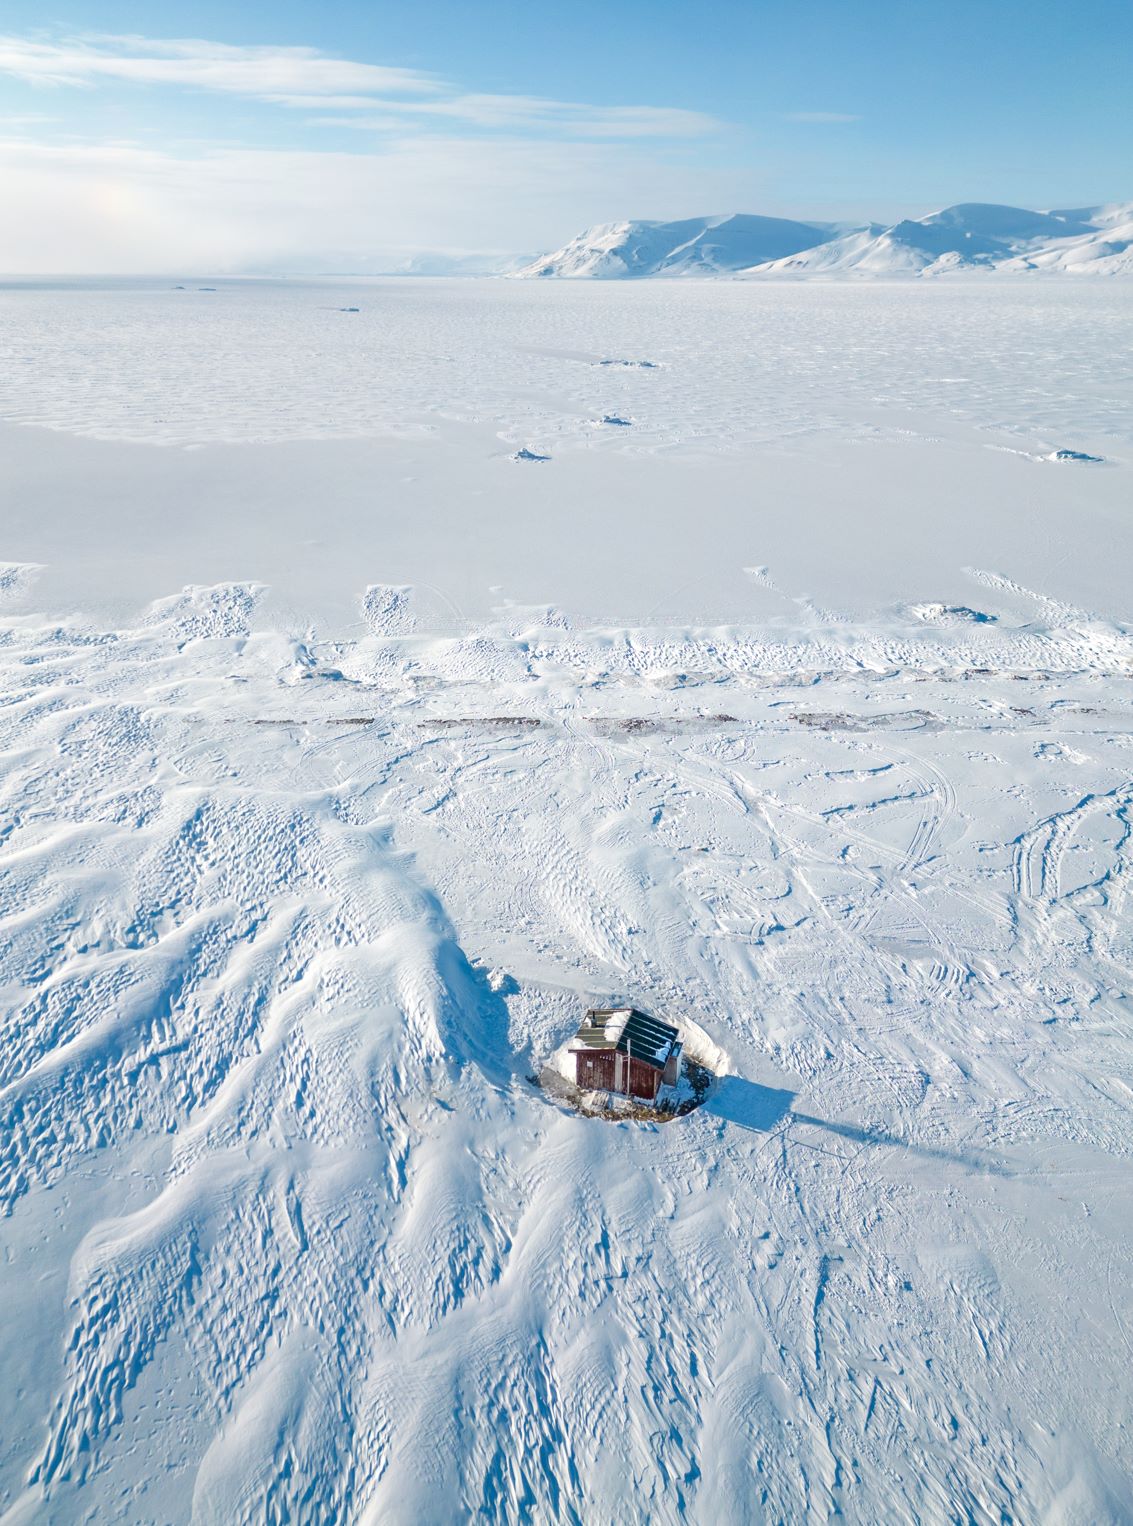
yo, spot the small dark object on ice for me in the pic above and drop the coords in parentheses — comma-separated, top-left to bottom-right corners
(1049, 448, 1104, 463)
(598, 358, 658, 369)
(513, 447, 550, 463)
(599, 414, 633, 426)
(338, 306, 360, 313)
(926, 604, 996, 624)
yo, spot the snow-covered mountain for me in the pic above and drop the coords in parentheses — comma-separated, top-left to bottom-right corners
(514, 212, 838, 278)
(744, 203, 1115, 277)
(518, 203, 1133, 279)
(997, 203, 1133, 274)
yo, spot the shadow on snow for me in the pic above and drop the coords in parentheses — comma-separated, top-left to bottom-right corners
(705, 1076, 1008, 1176)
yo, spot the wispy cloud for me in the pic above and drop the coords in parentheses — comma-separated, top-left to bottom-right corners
(393, 94, 717, 138)
(3, 112, 59, 127)
(784, 111, 861, 124)
(0, 31, 735, 272)
(0, 33, 719, 139)
(0, 34, 436, 98)
(308, 95, 718, 139)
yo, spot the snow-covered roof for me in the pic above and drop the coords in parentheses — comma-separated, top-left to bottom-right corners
(569, 1008, 681, 1070)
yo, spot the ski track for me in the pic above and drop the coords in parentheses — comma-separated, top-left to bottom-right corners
(0, 587, 1132, 1523)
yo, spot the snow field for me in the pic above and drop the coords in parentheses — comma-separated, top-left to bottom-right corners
(0, 278, 1132, 1521)
(1, 574, 1132, 1520)
(0, 278, 1127, 458)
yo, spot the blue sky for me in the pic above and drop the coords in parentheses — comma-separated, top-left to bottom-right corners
(1, 1, 1129, 271)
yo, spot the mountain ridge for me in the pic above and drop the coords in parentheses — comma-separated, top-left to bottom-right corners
(515, 202, 1133, 279)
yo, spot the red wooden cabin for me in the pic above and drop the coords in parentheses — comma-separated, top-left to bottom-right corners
(569, 1008, 682, 1101)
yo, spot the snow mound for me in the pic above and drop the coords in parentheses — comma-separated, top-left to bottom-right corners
(910, 602, 997, 625)
(0, 561, 43, 604)
(145, 581, 266, 641)
(362, 584, 415, 636)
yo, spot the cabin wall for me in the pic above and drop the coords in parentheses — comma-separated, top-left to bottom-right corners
(574, 1050, 661, 1099)
(623, 1055, 661, 1100)
(574, 1050, 616, 1091)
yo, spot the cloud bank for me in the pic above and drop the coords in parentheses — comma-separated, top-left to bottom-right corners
(0, 136, 759, 274)
(0, 30, 744, 270)
(0, 33, 719, 138)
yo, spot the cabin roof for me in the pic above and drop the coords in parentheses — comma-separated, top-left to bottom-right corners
(569, 1007, 681, 1069)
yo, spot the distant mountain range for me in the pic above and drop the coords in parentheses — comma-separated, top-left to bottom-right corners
(514, 203, 1133, 279)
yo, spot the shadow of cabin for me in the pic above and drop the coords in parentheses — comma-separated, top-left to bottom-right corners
(568, 1007, 682, 1101)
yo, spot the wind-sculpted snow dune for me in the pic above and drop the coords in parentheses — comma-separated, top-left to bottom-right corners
(2, 575, 1133, 1523)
